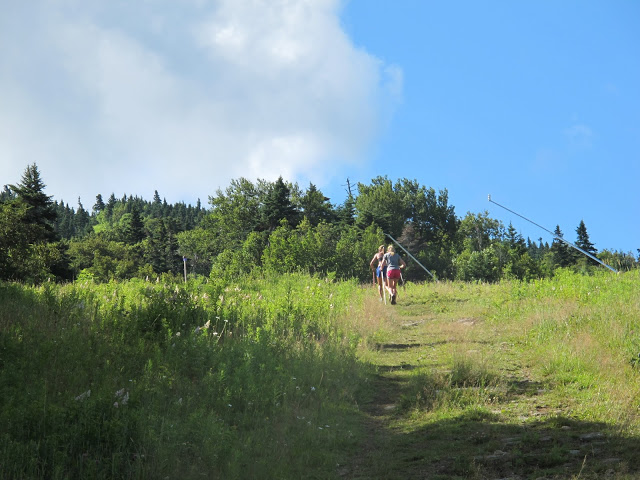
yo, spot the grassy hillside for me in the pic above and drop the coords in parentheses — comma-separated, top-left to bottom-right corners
(1, 269, 639, 479)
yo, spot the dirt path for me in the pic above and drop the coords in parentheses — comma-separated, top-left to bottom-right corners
(339, 292, 636, 480)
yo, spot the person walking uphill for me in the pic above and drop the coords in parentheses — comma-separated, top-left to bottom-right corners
(382, 245, 406, 305)
(370, 245, 387, 301)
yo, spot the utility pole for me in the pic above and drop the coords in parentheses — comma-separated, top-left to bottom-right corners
(183, 257, 187, 283)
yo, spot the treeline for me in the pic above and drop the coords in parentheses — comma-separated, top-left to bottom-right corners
(1, 163, 638, 284)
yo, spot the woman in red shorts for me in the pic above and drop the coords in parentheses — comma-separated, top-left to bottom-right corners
(382, 244, 406, 305)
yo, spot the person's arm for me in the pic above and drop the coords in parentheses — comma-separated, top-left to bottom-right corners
(370, 255, 377, 270)
(400, 257, 407, 269)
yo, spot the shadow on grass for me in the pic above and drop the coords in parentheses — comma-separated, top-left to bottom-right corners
(375, 342, 426, 350)
(343, 371, 640, 480)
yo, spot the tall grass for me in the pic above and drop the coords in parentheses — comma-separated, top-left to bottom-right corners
(397, 269, 640, 433)
(0, 273, 368, 479)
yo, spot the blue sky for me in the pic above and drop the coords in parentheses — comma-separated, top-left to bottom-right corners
(1, 1, 638, 253)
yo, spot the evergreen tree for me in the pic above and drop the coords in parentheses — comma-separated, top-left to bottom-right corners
(575, 219, 598, 265)
(550, 225, 573, 267)
(505, 223, 526, 254)
(105, 193, 117, 222)
(144, 218, 167, 273)
(163, 218, 182, 273)
(75, 197, 91, 237)
(261, 176, 299, 231)
(93, 194, 105, 216)
(9, 163, 57, 242)
(0, 185, 15, 202)
(299, 183, 335, 226)
(575, 220, 597, 255)
(120, 205, 145, 244)
(336, 191, 356, 226)
(151, 190, 163, 218)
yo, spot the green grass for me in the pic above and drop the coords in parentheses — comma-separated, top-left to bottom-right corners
(347, 269, 640, 479)
(1, 269, 639, 478)
(0, 274, 368, 479)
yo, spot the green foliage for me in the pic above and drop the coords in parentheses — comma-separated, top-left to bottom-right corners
(355, 176, 406, 237)
(68, 234, 144, 281)
(459, 211, 504, 252)
(296, 182, 336, 225)
(454, 245, 501, 282)
(176, 227, 218, 275)
(8, 163, 57, 242)
(206, 177, 264, 247)
(2, 164, 637, 286)
(0, 200, 70, 282)
(261, 176, 300, 231)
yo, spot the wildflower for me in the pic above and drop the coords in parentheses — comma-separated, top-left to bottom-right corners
(115, 388, 129, 406)
(176, 332, 181, 337)
(311, 387, 316, 392)
(75, 390, 91, 401)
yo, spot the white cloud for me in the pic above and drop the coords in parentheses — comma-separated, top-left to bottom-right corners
(564, 124, 594, 148)
(0, 0, 401, 206)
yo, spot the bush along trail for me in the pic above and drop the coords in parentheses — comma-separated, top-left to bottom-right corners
(344, 270, 640, 479)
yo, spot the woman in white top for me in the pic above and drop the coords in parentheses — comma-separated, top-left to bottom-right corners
(369, 245, 386, 301)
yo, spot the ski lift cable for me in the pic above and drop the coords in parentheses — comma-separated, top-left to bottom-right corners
(384, 232, 437, 281)
(487, 194, 617, 274)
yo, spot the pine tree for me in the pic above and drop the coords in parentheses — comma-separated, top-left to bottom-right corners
(300, 183, 335, 226)
(550, 225, 573, 267)
(151, 190, 163, 218)
(9, 163, 57, 242)
(75, 197, 91, 237)
(261, 176, 299, 231)
(0, 185, 15, 202)
(93, 194, 105, 216)
(105, 193, 116, 222)
(575, 220, 598, 265)
(336, 192, 356, 226)
(506, 223, 526, 254)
